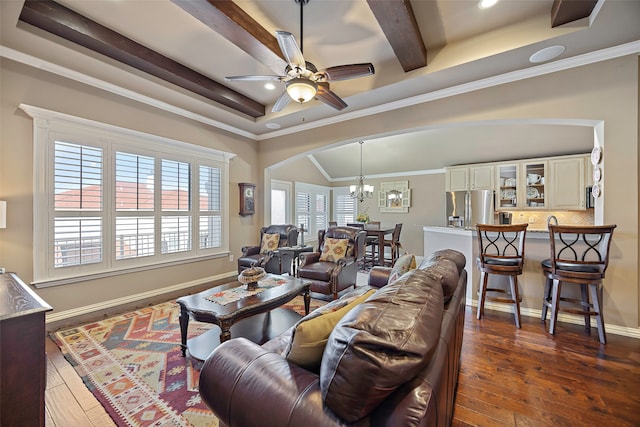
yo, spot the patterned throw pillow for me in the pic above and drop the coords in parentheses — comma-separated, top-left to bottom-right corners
(260, 233, 280, 254)
(388, 253, 417, 283)
(319, 238, 349, 262)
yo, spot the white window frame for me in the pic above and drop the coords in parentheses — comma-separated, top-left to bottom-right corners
(332, 186, 357, 226)
(295, 182, 330, 247)
(270, 179, 292, 225)
(21, 104, 235, 287)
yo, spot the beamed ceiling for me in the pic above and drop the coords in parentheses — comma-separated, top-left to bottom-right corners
(2, 0, 640, 178)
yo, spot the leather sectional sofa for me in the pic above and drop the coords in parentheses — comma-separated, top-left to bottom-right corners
(199, 249, 468, 426)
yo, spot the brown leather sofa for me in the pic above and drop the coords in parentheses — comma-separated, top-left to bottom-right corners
(199, 249, 467, 427)
(237, 224, 299, 274)
(297, 226, 366, 300)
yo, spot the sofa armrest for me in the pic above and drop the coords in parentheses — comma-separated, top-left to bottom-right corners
(199, 338, 342, 426)
(368, 266, 393, 288)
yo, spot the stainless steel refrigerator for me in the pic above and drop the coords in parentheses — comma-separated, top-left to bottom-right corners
(445, 190, 495, 229)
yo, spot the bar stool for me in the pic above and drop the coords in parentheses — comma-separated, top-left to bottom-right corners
(541, 224, 616, 344)
(476, 223, 528, 328)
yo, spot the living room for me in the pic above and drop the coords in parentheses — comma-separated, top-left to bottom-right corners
(1, 0, 639, 425)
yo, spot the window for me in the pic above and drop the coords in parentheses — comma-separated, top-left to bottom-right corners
(271, 180, 292, 225)
(332, 187, 356, 226)
(23, 105, 233, 286)
(295, 182, 330, 245)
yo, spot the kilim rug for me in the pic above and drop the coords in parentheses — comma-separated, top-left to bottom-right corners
(51, 295, 326, 427)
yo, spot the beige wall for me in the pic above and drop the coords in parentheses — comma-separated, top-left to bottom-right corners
(1, 54, 638, 331)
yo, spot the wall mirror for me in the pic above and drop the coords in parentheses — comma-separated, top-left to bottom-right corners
(378, 180, 411, 212)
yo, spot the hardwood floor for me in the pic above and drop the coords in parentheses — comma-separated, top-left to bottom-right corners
(45, 306, 640, 426)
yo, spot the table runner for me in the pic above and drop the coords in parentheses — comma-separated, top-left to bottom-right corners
(204, 276, 289, 305)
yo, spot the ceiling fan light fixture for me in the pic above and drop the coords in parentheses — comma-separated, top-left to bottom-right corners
(478, 0, 499, 9)
(286, 78, 317, 103)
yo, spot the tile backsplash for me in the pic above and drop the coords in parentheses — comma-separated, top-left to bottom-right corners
(497, 209, 594, 231)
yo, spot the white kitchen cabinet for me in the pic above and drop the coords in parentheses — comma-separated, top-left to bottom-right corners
(549, 156, 585, 210)
(470, 165, 494, 190)
(496, 163, 519, 210)
(522, 160, 547, 209)
(445, 166, 469, 191)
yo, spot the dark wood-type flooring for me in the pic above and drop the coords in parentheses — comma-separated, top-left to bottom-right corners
(45, 306, 640, 426)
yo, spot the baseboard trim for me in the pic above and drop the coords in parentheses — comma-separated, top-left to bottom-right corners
(467, 298, 640, 340)
(46, 271, 237, 325)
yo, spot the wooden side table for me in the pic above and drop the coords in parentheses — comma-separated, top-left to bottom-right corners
(0, 273, 52, 427)
(276, 245, 314, 276)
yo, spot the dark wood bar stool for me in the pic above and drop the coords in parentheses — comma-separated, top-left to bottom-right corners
(476, 223, 528, 328)
(541, 224, 616, 344)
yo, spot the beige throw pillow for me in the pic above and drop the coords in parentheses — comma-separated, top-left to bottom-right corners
(388, 253, 417, 283)
(319, 238, 349, 262)
(260, 233, 280, 254)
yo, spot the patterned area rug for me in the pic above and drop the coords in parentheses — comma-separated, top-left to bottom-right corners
(52, 295, 325, 426)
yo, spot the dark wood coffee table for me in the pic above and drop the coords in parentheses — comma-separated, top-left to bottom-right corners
(177, 274, 310, 361)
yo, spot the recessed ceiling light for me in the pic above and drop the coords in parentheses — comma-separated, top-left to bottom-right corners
(478, 0, 499, 9)
(265, 122, 281, 129)
(264, 83, 276, 90)
(529, 45, 566, 63)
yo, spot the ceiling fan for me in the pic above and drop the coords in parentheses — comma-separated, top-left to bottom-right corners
(225, 0, 375, 112)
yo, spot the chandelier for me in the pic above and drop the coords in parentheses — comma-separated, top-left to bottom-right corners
(350, 141, 374, 202)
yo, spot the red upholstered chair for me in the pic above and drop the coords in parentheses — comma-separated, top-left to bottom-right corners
(541, 224, 616, 344)
(297, 226, 366, 300)
(237, 224, 299, 275)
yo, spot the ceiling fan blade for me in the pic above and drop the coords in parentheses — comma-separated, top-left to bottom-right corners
(272, 91, 292, 112)
(316, 82, 347, 111)
(276, 31, 306, 69)
(225, 75, 283, 82)
(320, 63, 375, 82)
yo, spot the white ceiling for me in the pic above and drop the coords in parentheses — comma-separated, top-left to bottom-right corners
(1, 0, 639, 179)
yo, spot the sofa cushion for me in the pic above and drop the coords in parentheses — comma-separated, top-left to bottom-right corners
(260, 233, 280, 254)
(388, 253, 417, 283)
(286, 289, 375, 370)
(320, 269, 444, 422)
(418, 258, 460, 303)
(319, 238, 349, 262)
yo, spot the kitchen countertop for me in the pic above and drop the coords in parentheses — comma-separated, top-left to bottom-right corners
(422, 225, 549, 238)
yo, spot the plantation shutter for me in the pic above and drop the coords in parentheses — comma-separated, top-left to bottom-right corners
(53, 141, 103, 268)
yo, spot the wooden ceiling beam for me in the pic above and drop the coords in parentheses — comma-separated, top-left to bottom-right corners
(172, 0, 287, 75)
(551, 0, 598, 27)
(19, 0, 265, 118)
(366, 0, 426, 72)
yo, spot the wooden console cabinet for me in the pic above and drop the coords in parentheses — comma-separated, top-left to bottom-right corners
(0, 273, 52, 427)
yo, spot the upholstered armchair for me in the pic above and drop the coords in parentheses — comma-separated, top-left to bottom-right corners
(237, 224, 299, 275)
(297, 226, 366, 300)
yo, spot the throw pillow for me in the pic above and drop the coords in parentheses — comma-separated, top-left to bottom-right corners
(260, 233, 280, 254)
(286, 289, 375, 370)
(388, 253, 417, 283)
(319, 238, 349, 262)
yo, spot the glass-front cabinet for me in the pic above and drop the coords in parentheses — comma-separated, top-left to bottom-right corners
(522, 161, 547, 209)
(496, 163, 519, 210)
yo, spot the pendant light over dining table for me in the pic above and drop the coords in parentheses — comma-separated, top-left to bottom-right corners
(350, 141, 374, 203)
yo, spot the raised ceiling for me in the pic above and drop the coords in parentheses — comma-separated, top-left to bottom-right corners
(2, 0, 639, 178)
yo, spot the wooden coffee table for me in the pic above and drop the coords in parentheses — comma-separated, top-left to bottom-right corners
(177, 274, 310, 361)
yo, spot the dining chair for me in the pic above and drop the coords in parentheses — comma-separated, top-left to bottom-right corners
(541, 224, 616, 344)
(476, 223, 528, 328)
(328, 221, 338, 227)
(381, 223, 403, 267)
(364, 221, 381, 267)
